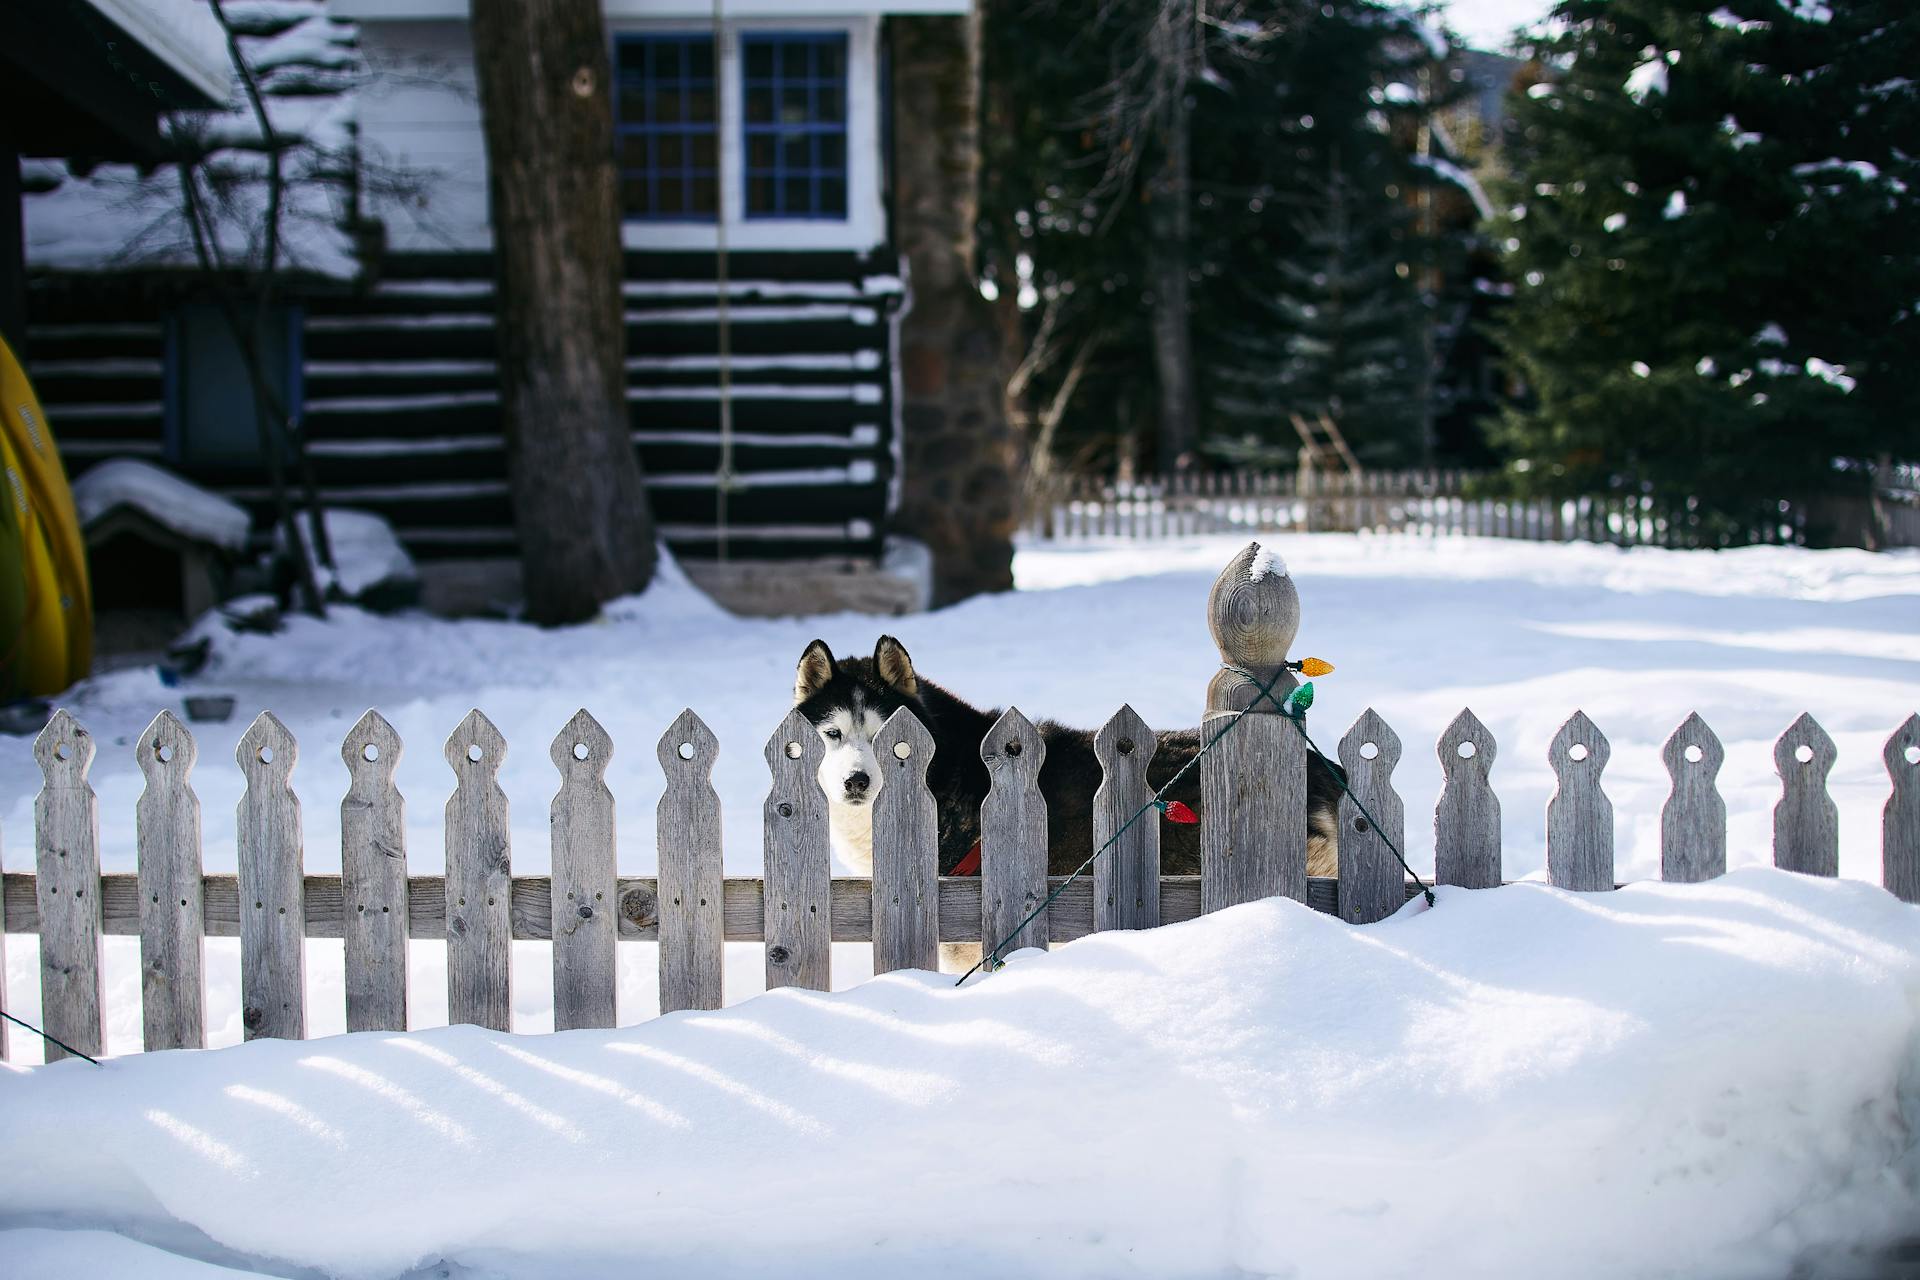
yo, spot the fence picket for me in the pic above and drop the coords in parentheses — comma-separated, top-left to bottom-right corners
(550, 709, 617, 1031)
(980, 707, 1048, 957)
(1885, 715, 1920, 903)
(1546, 712, 1613, 890)
(236, 711, 305, 1040)
(33, 709, 103, 1062)
(1093, 705, 1161, 931)
(1658, 713, 1726, 883)
(341, 710, 408, 1033)
(871, 708, 939, 973)
(657, 709, 724, 1012)
(763, 707, 830, 991)
(1435, 709, 1501, 889)
(1773, 713, 1838, 877)
(136, 710, 204, 1051)
(445, 709, 512, 1031)
(1337, 709, 1405, 925)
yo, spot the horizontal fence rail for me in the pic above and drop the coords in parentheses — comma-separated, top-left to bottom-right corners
(4, 702, 1917, 1063)
(1028, 469, 1920, 549)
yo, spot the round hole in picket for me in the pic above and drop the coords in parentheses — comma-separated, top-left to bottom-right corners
(467, 743, 484, 763)
(1005, 740, 1022, 757)
(784, 741, 802, 760)
(1794, 743, 1814, 764)
(258, 745, 274, 765)
(678, 741, 696, 761)
(363, 743, 379, 763)
(1685, 744, 1704, 764)
(1359, 741, 1379, 761)
(1117, 737, 1135, 756)
(1568, 743, 1590, 762)
(54, 741, 71, 761)
(893, 741, 912, 760)
(1906, 745, 1920, 767)
(572, 741, 590, 762)
(156, 743, 174, 764)
(1456, 740, 1476, 759)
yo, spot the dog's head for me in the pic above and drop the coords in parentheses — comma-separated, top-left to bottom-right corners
(792, 635, 921, 809)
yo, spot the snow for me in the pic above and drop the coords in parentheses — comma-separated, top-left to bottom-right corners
(1247, 541, 1288, 582)
(3, 870, 1918, 1277)
(279, 508, 418, 600)
(70, 458, 252, 551)
(1664, 189, 1688, 219)
(3, 536, 1919, 1062)
(1625, 59, 1669, 103)
(1603, 211, 1627, 233)
(86, 0, 232, 103)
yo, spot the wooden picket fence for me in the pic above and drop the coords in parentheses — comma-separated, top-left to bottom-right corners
(1029, 469, 1920, 548)
(3, 546, 1917, 1065)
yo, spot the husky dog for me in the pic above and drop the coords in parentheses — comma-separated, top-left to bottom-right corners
(793, 636, 1343, 880)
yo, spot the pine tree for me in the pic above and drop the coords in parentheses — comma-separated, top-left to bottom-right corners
(1493, 0, 1920, 544)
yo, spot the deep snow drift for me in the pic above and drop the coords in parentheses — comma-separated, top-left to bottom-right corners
(3, 870, 1918, 1278)
(2, 534, 1917, 1057)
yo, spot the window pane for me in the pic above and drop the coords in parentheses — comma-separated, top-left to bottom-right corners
(656, 134, 683, 169)
(618, 135, 650, 170)
(747, 173, 777, 215)
(783, 176, 810, 212)
(658, 175, 685, 213)
(686, 87, 714, 124)
(613, 36, 717, 222)
(745, 42, 774, 79)
(781, 41, 810, 78)
(747, 134, 775, 169)
(650, 42, 680, 78)
(689, 41, 714, 78)
(817, 41, 845, 79)
(746, 87, 774, 123)
(819, 176, 846, 216)
(691, 175, 718, 215)
(651, 86, 683, 124)
(819, 133, 845, 171)
(780, 86, 809, 125)
(816, 84, 845, 124)
(621, 176, 651, 217)
(691, 131, 717, 169)
(782, 133, 811, 170)
(619, 85, 648, 123)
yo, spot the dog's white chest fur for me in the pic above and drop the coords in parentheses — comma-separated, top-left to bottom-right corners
(830, 801, 875, 875)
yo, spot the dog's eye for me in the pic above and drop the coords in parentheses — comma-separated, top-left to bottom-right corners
(824, 728, 842, 741)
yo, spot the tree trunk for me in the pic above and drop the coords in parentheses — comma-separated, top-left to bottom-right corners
(470, 0, 656, 625)
(1146, 3, 1197, 473)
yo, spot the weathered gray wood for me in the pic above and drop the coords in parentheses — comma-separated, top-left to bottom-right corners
(1435, 709, 1500, 888)
(1546, 711, 1614, 892)
(870, 708, 939, 973)
(445, 709, 512, 1030)
(341, 710, 408, 1033)
(1094, 704, 1162, 931)
(1201, 543, 1308, 913)
(33, 709, 103, 1062)
(1337, 709, 1405, 925)
(550, 709, 617, 1030)
(236, 712, 306, 1041)
(657, 709, 724, 1012)
(979, 706, 1048, 958)
(762, 707, 830, 990)
(136, 710, 204, 1051)
(1660, 713, 1726, 883)
(1773, 713, 1838, 877)
(1885, 715, 1920, 904)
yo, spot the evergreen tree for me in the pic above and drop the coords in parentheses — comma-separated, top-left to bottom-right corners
(1493, 0, 1920, 544)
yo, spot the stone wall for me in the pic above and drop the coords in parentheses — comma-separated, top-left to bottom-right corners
(886, 13, 1016, 607)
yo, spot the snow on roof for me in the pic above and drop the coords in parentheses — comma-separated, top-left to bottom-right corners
(0, 869, 1915, 1274)
(71, 458, 253, 551)
(84, 0, 233, 105)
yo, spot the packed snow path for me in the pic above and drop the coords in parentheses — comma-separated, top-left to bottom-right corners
(4, 871, 1918, 1278)
(2, 535, 1917, 1054)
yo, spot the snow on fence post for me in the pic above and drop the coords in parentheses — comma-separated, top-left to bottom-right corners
(341, 710, 408, 1033)
(1094, 704, 1161, 932)
(1885, 715, 1920, 904)
(1201, 543, 1308, 913)
(1337, 709, 1405, 925)
(236, 712, 306, 1041)
(444, 710, 512, 1031)
(1660, 713, 1726, 884)
(871, 708, 938, 973)
(1435, 710, 1501, 889)
(1773, 714, 1838, 877)
(136, 710, 204, 1051)
(550, 710, 617, 1031)
(980, 707, 1048, 956)
(34, 709, 103, 1062)
(657, 710, 724, 1012)
(763, 708, 831, 991)
(1546, 712, 1614, 891)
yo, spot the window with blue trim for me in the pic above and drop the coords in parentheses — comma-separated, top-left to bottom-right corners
(614, 35, 717, 221)
(741, 33, 849, 220)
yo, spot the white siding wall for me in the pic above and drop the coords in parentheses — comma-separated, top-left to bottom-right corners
(355, 17, 888, 254)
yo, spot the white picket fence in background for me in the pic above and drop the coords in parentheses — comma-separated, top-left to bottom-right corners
(5, 701, 1918, 1065)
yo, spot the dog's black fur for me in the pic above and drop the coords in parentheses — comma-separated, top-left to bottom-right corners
(795, 636, 1343, 876)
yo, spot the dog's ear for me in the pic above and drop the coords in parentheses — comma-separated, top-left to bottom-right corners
(873, 635, 919, 696)
(794, 639, 836, 704)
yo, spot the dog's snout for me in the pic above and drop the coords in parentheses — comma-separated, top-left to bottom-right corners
(845, 771, 870, 796)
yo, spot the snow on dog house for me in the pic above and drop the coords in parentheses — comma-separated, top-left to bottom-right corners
(20, 0, 966, 616)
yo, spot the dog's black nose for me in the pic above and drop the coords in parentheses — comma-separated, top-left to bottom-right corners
(845, 771, 870, 796)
